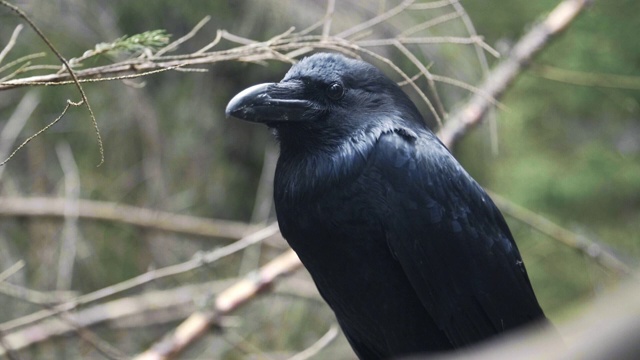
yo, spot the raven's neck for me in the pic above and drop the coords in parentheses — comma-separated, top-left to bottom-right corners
(273, 129, 374, 205)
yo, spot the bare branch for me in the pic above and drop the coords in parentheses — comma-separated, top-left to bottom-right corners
(0, 196, 251, 239)
(155, 16, 210, 57)
(0, 24, 23, 64)
(54, 142, 81, 291)
(0, 91, 39, 179)
(134, 249, 302, 360)
(287, 324, 339, 360)
(0, 99, 81, 166)
(0, 52, 46, 78)
(394, 40, 446, 125)
(400, 11, 462, 36)
(336, 0, 416, 39)
(321, 0, 336, 39)
(0, 261, 24, 284)
(408, 0, 458, 10)
(0, 282, 77, 305)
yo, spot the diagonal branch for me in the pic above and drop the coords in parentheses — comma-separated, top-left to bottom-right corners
(133, 249, 302, 360)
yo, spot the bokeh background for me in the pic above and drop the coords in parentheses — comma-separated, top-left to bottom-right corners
(0, 0, 638, 358)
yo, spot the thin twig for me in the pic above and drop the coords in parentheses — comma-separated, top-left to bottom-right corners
(0, 282, 77, 305)
(0, 196, 252, 239)
(194, 29, 222, 55)
(321, 0, 336, 39)
(1, 64, 185, 88)
(0, 52, 46, 77)
(0, 91, 39, 179)
(351, 45, 442, 124)
(0, 0, 105, 165)
(287, 324, 339, 360)
(337, 0, 416, 39)
(0, 261, 24, 284)
(531, 64, 640, 90)
(55, 311, 128, 360)
(155, 16, 210, 57)
(394, 41, 446, 125)
(0, 24, 23, 64)
(55, 142, 81, 291)
(400, 11, 461, 37)
(408, 0, 458, 10)
(0, 99, 80, 166)
(449, 0, 500, 154)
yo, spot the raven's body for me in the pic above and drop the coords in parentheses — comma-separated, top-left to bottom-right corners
(227, 53, 547, 359)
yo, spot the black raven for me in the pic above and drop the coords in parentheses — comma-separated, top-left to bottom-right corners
(226, 53, 548, 359)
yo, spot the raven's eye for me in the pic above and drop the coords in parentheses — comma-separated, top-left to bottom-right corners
(326, 82, 344, 100)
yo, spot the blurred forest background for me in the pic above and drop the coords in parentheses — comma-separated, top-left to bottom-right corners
(0, 0, 638, 359)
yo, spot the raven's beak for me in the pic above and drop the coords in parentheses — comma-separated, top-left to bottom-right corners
(225, 81, 319, 123)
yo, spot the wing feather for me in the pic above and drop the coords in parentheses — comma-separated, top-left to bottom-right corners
(368, 130, 545, 346)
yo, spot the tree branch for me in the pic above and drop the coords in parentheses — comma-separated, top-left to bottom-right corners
(134, 249, 302, 360)
(0, 197, 251, 239)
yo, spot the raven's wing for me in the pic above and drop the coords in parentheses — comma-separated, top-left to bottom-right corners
(367, 129, 545, 347)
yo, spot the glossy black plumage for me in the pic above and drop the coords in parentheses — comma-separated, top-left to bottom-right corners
(226, 53, 547, 359)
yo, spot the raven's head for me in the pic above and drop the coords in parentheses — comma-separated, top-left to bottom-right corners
(226, 53, 425, 149)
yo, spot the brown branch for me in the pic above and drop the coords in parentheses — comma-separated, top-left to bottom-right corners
(438, 0, 594, 149)
(0, 280, 235, 356)
(0, 197, 251, 239)
(133, 249, 302, 360)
